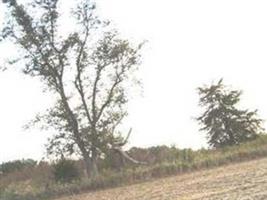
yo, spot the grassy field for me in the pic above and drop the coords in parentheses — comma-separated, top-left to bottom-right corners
(57, 157, 267, 200)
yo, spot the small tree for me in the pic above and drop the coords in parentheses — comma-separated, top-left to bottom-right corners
(197, 79, 264, 148)
(1, 0, 144, 178)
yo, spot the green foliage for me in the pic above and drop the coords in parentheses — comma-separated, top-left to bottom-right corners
(0, 159, 37, 175)
(197, 79, 264, 148)
(53, 159, 80, 183)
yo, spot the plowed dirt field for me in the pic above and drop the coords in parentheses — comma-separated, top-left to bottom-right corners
(57, 157, 267, 200)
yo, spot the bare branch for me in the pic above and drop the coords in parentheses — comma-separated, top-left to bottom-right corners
(96, 71, 123, 122)
(113, 147, 146, 165)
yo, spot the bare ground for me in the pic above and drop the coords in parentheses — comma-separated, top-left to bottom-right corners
(57, 157, 267, 200)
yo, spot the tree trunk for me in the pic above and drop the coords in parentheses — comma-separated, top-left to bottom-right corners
(91, 148, 99, 178)
(91, 158, 99, 178)
(83, 152, 99, 179)
(83, 154, 92, 179)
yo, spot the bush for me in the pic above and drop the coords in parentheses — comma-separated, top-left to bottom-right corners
(53, 159, 80, 183)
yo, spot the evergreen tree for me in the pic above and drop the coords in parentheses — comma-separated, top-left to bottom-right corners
(197, 79, 264, 148)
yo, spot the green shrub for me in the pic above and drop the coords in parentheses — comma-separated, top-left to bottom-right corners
(53, 159, 80, 183)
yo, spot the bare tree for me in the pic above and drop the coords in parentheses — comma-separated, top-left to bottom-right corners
(1, 0, 144, 178)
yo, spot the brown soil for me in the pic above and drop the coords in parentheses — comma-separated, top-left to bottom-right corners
(57, 157, 267, 200)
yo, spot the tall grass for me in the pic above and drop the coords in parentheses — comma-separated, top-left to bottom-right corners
(1, 135, 267, 200)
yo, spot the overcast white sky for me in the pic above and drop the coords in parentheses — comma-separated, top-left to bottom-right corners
(1, 0, 267, 162)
